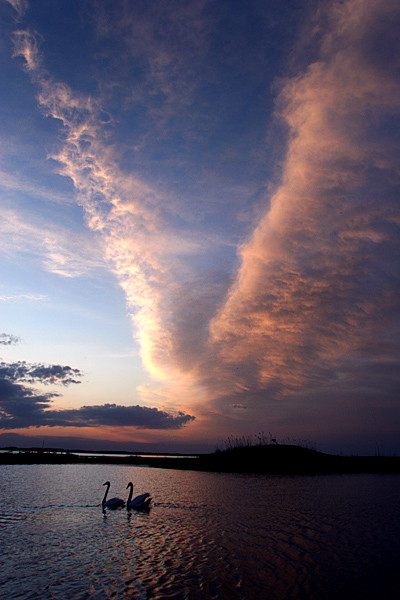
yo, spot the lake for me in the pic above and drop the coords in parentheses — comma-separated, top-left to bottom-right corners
(0, 464, 399, 599)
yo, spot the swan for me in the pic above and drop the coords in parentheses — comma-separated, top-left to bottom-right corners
(102, 481, 125, 508)
(126, 482, 151, 509)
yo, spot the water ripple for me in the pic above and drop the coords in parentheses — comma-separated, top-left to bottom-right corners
(0, 511, 27, 525)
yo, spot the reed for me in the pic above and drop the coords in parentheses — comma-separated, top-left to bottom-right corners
(214, 432, 317, 454)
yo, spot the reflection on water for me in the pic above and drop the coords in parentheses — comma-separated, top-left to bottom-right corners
(0, 464, 399, 599)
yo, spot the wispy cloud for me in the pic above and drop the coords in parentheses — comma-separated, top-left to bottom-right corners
(2, 0, 29, 21)
(0, 209, 107, 278)
(0, 167, 74, 206)
(0, 294, 48, 302)
(12, 28, 41, 71)
(91, 0, 212, 127)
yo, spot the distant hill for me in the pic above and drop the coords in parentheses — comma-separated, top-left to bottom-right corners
(196, 444, 400, 474)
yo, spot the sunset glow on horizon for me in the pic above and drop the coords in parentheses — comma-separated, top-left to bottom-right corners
(1, 0, 399, 455)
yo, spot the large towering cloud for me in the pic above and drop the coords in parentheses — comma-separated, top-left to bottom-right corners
(207, 0, 400, 415)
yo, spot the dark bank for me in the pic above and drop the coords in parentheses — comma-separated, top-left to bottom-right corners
(1, 444, 399, 474)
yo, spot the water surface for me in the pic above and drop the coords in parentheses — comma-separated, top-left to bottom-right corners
(1, 464, 399, 599)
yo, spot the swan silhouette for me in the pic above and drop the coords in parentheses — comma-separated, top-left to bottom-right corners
(102, 481, 125, 508)
(126, 482, 151, 509)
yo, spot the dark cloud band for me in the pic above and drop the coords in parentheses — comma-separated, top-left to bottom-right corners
(0, 361, 82, 385)
(0, 360, 195, 430)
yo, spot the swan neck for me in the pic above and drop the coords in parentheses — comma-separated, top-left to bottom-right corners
(102, 483, 110, 504)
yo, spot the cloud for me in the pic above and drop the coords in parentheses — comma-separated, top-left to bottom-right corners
(0, 361, 83, 385)
(0, 333, 21, 345)
(0, 294, 48, 302)
(0, 377, 59, 430)
(0, 359, 195, 430)
(7, 0, 400, 438)
(0, 208, 108, 278)
(204, 0, 400, 406)
(91, 0, 212, 124)
(0, 381, 195, 431)
(12, 29, 41, 71)
(0, 167, 74, 207)
(3, 0, 29, 20)
(37, 404, 195, 429)
(9, 24, 212, 392)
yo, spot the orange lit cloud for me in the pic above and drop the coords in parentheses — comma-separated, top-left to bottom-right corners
(10, 26, 207, 404)
(206, 0, 400, 410)
(4, 0, 28, 21)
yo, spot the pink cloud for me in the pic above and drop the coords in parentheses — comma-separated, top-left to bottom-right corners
(206, 0, 400, 408)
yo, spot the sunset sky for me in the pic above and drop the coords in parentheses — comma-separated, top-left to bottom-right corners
(1, 0, 399, 455)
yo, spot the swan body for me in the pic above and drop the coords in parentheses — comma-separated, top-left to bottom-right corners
(126, 482, 151, 509)
(102, 481, 125, 508)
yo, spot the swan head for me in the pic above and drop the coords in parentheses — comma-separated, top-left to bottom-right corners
(126, 482, 133, 489)
(103, 481, 110, 487)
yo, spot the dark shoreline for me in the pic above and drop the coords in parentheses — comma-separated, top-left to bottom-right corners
(1, 444, 399, 474)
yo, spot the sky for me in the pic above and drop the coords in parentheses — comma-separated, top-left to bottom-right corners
(1, 0, 399, 455)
